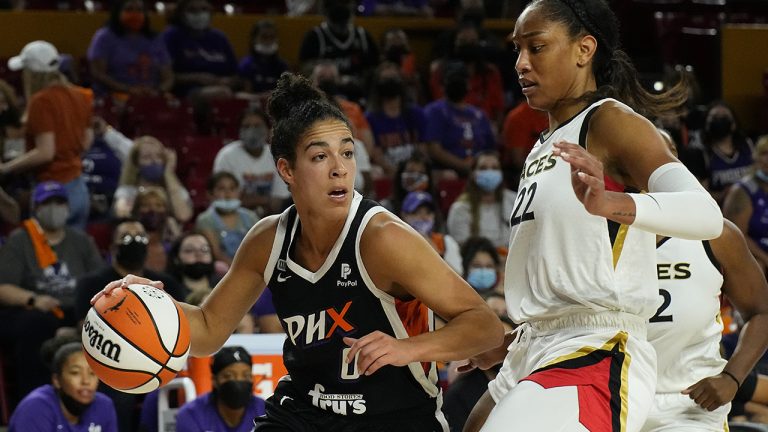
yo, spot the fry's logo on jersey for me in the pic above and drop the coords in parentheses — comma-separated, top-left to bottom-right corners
(308, 383, 367, 415)
(283, 301, 355, 346)
(520, 153, 557, 180)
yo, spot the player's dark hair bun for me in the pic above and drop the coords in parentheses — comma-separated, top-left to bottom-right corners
(268, 72, 324, 123)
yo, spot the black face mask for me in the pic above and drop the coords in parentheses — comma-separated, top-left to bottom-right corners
(317, 79, 338, 97)
(384, 45, 408, 64)
(328, 4, 351, 27)
(445, 80, 468, 103)
(706, 116, 733, 140)
(116, 242, 148, 271)
(376, 78, 404, 99)
(214, 380, 252, 409)
(455, 44, 482, 63)
(181, 262, 214, 280)
(0, 105, 20, 127)
(58, 388, 91, 417)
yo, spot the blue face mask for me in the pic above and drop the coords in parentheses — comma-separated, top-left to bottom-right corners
(408, 219, 434, 236)
(467, 268, 497, 291)
(756, 169, 768, 183)
(475, 169, 503, 192)
(139, 163, 164, 183)
(213, 198, 241, 213)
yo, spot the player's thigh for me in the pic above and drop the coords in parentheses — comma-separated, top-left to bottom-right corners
(480, 380, 589, 432)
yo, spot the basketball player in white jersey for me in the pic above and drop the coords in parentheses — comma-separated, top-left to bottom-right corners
(643, 219, 768, 431)
(462, 0, 723, 431)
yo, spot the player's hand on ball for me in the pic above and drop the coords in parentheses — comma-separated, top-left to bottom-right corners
(91, 274, 164, 304)
(682, 374, 739, 411)
(343, 331, 413, 376)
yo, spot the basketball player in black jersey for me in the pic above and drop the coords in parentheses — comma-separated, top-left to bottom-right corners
(95, 73, 504, 431)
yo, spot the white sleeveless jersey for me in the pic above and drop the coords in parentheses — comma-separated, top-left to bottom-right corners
(648, 237, 726, 393)
(505, 98, 658, 323)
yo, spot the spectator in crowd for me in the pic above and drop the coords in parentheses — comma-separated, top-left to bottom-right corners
(213, 108, 289, 216)
(0, 78, 23, 160)
(501, 101, 548, 187)
(400, 191, 462, 274)
(360, 0, 433, 17)
(166, 230, 218, 294)
(460, 236, 503, 293)
(366, 62, 427, 176)
(447, 151, 516, 248)
(113, 135, 193, 223)
(424, 61, 496, 177)
(692, 100, 754, 204)
(724, 135, 768, 272)
(196, 172, 259, 264)
(176, 346, 266, 431)
(75, 218, 186, 431)
(249, 287, 283, 333)
(431, 0, 504, 68)
(239, 19, 288, 96)
(162, 0, 240, 99)
(299, 0, 379, 101)
(82, 117, 133, 222)
(0, 181, 103, 400)
(8, 338, 117, 432)
(0, 185, 19, 235)
(430, 21, 505, 128)
(131, 186, 182, 273)
(383, 151, 436, 213)
(0, 41, 93, 229)
(380, 28, 423, 104)
(87, 0, 173, 97)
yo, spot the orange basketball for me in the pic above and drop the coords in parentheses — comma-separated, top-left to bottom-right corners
(82, 283, 191, 394)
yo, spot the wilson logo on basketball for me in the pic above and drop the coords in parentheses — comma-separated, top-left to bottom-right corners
(283, 301, 355, 346)
(83, 318, 122, 362)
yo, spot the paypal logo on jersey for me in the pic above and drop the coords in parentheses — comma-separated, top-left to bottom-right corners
(338, 262, 357, 287)
(283, 301, 355, 346)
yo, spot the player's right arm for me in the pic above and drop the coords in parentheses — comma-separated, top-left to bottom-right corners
(94, 215, 280, 357)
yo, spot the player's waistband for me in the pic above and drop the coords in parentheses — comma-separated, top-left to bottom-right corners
(526, 310, 647, 339)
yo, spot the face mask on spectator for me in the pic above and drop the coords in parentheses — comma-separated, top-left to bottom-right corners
(316, 79, 338, 97)
(139, 211, 165, 232)
(401, 172, 428, 192)
(36, 204, 69, 230)
(181, 261, 214, 280)
(254, 42, 278, 56)
(115, 235, 148, 271)
(475, 169, 503, 192)
(215, 380, 252, 409)
(139, 163, 165, 183)
(705, 116, 733, 140)
(384, 45, 409, 64)
(120, 10, 145, 32)
(57, 388, 91, 417)
(376, 78, 404, 99)
(240, 126, 268, 151)
(407, 218, 434, 236)
(327, 5, 351, 32)
(213, 198, 241, 213)
(467, 267, 497, 291)
(185, 11, 210, 31)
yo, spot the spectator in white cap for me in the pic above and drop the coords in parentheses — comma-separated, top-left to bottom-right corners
(0, 40, 93, 230)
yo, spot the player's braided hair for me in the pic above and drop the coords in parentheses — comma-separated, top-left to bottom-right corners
(531, 0, 689, 118)
(267, 72, 351, 165)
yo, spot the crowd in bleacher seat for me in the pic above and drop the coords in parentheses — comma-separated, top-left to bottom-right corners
(1, 0, 768, 429)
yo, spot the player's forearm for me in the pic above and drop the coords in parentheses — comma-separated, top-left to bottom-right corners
(725, 314, 768, 384)
(178, 302, 239, 357)
(408, 307, 504, 362)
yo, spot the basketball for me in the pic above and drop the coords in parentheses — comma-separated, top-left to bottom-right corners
(81, 283, 191, 394)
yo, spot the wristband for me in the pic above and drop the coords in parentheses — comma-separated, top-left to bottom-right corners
(722, 370, 741, 388)
(26, 294, 36, 308)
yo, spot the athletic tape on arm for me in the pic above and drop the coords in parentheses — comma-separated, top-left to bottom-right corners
(629, 162, 723, 239)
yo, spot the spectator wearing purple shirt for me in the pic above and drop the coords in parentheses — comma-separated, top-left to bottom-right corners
(9, 340, 117, 432)
(424, 61, 496, 177)
(175, 346, 266, 432)
(87, 0, 173, 97)
(239, 19, 288, 96)
(162, 0, 241, 99)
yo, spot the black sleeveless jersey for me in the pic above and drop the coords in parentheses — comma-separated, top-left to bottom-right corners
(264, 193, 441, 418)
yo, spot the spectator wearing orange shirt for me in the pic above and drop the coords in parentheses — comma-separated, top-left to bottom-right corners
(0, 41, 93, 230)
(501, 101, 548, 188)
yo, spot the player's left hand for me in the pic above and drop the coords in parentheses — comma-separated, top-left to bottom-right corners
(343, 331, 413, 376)
(553, 141, 607, 216)
(682, 374, 739, 411)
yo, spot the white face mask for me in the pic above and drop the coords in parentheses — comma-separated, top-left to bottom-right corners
(185, 11, 210, 31)
(254, 42, 278, 56)
(36, 203, 69, 230)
